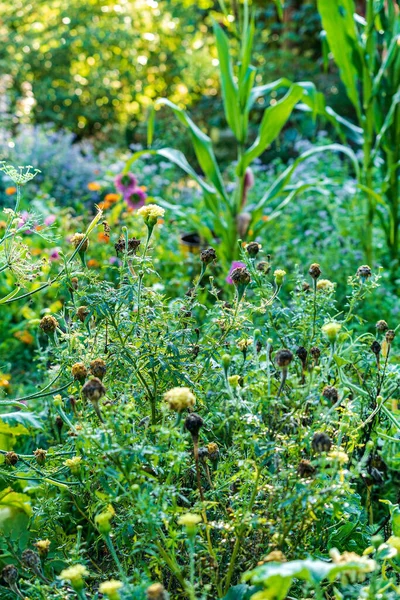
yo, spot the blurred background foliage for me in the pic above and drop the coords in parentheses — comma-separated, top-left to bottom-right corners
(0, 0, 353, 147)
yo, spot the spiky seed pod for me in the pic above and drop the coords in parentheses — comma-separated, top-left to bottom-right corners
(386, 330, 396, 343)
(245, 242, 261, 258)
(71, 233, 89, 252)
(275, 349, 293, 368)
(356, 265, 372, 280)
(114, 237, 141, 256)
(230, 267, 251, 286)
(21, 549, 41, 571)
(310, 346, 321, 363)
(39, 315, 58, 334)
(81, 377, 106, 402)
(146, 583, 169, 600)
(302, 282, 311, 292)
(4, 451, 18, 466)
(34, 448, 47, 465)
(90, 358, 107, 380)
(322, 386, 339, 403)
(297, 459, 316, 478)
(256, 261, 271, 274)
(76, 306, 90, 323)
(185, 413, 204, 439)
(371, 341, 381, 356)
(309, 263, 321, 280)
(376, 320, 388, 332)
(71, 362, 88, 383)
(312, 432, 332, 453)
(2, 564, 18, 585)
(296, 346, 307, 363)
(200, 247, 217, 265)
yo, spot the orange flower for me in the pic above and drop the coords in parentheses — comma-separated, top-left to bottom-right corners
(98, 200, 111, 210)
(0, 374, 10, 387)
(262, 216, 269, 222)
(104, 193, 119, 203)
(14, 330, 34, 344)
(88, 182, 101, 191)
(139, 185, 147, 192)
(98, 232, 110, 243)
(5, 186, 17, 195)
(87, 259, 100, 268)
(0, 221, 7, 229)
(35, 225, 43, 231)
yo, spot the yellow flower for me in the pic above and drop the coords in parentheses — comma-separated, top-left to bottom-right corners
(34, 539, 51, 556)
(87, 181, 101, 191)
(274, 269, 286, 286)
(387, 536, 400, 552)
(322, 321, 342, 343)
(137, 203, 165, 227)
(228, 375, 241, 388)
(164, 387, 196, 412)
(328, 449, 349, 464)
(99, 579, 123, 599)
(95, 509, 114, 534)
(64, 456, 82, 473)
(178, 513, 202, 527)
(60, 564, 88, 591)
(0, 373, 11, 387)
(14, 330, 34, 344)
(237, 338, 252, 352)
(317, 279, 335, 291)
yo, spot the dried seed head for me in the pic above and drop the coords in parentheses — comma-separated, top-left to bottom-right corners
(297, 459, 316, 478)
(245, 242, 261, 258)
(312, 432, 332, 453)
(90, 358, 107, 380)
(322, 386, 339, 403)
(376, 320, 388, 332)
(310, 346, 321, 361)
(71, 233, 89, 252)
(230, 267, 251, 286)
(71, 362, 88, 383)
(302, 282, 311, 292)
(386, 330, 396, 343)
(356, 265, 372, 280)
(2, 564, 18, 585)
(76, 306, 90, 323)
(257, 261, 271, 274)
(34, 448, 47, 465)
(275, 349, 293, 368)
(21, 549, 41, 571)
(70, 277, 79, 291)
(81, 377, 106, 402)
(184, 413, 204, 438)
(200, 247, 217, 265)
(370, 340, 381, 356)
(296, 346, 307, 363)
(114, 237, 141, 256)
(309, 263, 321, 280)
(4, 451, 18, 466)
(164, 387, 195, 412)
(146, 583, 169, 600)
(39, 315, 58, 334)
(34, 539, 51, 557)
(198, 446, 209, 460)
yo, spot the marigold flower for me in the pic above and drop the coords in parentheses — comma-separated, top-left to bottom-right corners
(322, 322, 342, 343)
(87, 181, 101, 191)
(5, 186, 17, 195)
(14, 330, 34, 344)
(164, 387, 195, 412)
(70, 233, 89, 252)
(64, 456, 82, 473)
(178, 513, 202, 527)
(59, 564, 89, 591)
(99, 579, 124, 599)
(317, 279, 335, 291)
(34, 539, 51, 556)
(87, 259, 100, 268)
(104, 193, 119, 203)
(274, 269, 286, 286)
(95, 510, 114, 534)
(137, 203, 165, 227)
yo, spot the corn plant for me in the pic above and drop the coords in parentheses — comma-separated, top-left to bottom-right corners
(317, 0, 400, 270)
(126, 3, 358, 267)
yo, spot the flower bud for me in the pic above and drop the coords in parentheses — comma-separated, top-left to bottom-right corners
(184, 413, 203, 439)
(275, 349, 293, 368)
(200, 247, 217, 265)
(309, 263, 321, 280)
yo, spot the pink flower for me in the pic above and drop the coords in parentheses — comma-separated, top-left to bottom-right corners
(125, 187, 147, 210)
(44, 215, 56, 226)
(226, 261, 246, 284)
(115, 173, 138, 196)
(49, 248, 61, 261)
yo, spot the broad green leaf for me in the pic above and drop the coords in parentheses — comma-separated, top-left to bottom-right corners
(317, 0, 362, 114)
(0, 411, 42, 430)
(242, 85, 304, 168)
(213, 22, 240, 140)
(221, 583, 258, 600)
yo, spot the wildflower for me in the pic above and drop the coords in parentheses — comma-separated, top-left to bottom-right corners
(317, 279, 335, 291)
(59, 564, 89, 591)
(297, 459, 315, 477)
(328, 449, 349, 464)
(137, 203, 165, 228)
(245, 242, 261, 257)
(125, 187, 147, 210)
(104, 193, 119, 204)
(64, 456, 82, 474)
(296, 346, 307, 364)
(114, 172, 138, 196)
(76, 306, 90, 323)
(261, 550, 287, 563)
(356, 265, 372, 281)
(370, 340, 381, 356)
(226, 261, 245, 284)
(44, 214, 56, 225)
(90, 358, 107, 380)
(387, 536, 400, 553)
(0, 374, 10, 387)
(2, 564, 18, 584)
(273, 269, 286, 286)
(322, 386, 339, 404)
(322, 321, 341, 343)
(14, 330, 34, 344)
(39, 315, 58, 335)
(5, 186, 17, 195)
(99, 579, 124, 600)
(164, 387, 195, 412)
(34, 448, 47, 465)
(88, 181, 101, 191)
(95, 509, 114, 534)
(4, 451, 18, 466)
(310, 346, 321, 364)
(178, 513, 202, 527)
(228, 375, 241, 388)
(207, 442, 219, 460)
(329, 548, 376, 583)
(87, 259, 99, 268)
(237, 338, 252, 352)
(146, 583, 169, 600)
(309, 263, 321, 280)
(376, 320, 388, 332)
(0, 163, 40, 185)
(200, 247, 217, 265)
(34, 539, 51, 557)
(312, 432, 332, 453)
(82, 377, 106, 403)
(71, 362, 88, 383)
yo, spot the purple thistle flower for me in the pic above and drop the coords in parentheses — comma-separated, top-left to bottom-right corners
(125, 187, 147, 210)
(226, 261, 246, 284)
(115, 172, 138, 196)
(44, 214, 56, 226)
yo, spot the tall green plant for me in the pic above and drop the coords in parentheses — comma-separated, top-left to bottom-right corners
(126, 4, 357, 266)
(317, 0, 400, 270)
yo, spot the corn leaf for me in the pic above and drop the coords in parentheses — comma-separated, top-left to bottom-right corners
(213, 22, 241, 140)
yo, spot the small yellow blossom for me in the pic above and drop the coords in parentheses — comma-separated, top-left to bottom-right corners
(95, 509, 114, 534)
(137, 203, 165, 227)
(228, 375, 241, 388)
(328, 449, 349, 464)
(64, 456, 82, 473)
(164, 387, 195, 412)
(99, 579, 124, 599)
(178, 513, 202, 527)
(87, 181, 101, 191)
(317, 279, 335, 291)
(237, 338, 252, 352)
(274, 269, 286, 286)
(59, 564, 88, 591)
(34, 539, 51, 556)
(322, 321, 342, 343)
